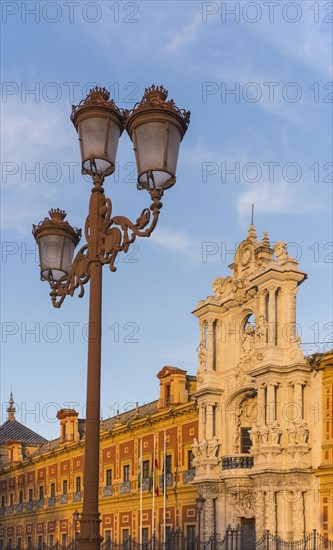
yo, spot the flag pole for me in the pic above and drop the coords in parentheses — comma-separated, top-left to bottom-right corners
(140, 437, 143, 544)
(163, 429, 166, 544)
(152, 433, 156, 537)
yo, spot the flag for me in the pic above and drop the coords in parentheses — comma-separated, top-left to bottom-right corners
(154, 456, 159, 496)
(138, 439, 142, 489)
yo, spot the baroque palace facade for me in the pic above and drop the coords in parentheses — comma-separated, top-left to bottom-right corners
(0, 225, 332, 546)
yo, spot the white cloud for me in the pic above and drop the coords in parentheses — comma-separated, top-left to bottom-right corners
(149, 226, 201, 262)
(236, 180, 324, 221)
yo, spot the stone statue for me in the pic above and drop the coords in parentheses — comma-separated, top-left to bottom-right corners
(207, 436, 219, 458)
(269, 421, 282, 445)
(256, 314, 268, 343)
(274, 241, 289, 262)
(259, 423, 269, 445)
(287, 422, 297, 444)
(249, 423, 260, 447)
(192, 438, 200, 458)
(297, 420, 309, 444)
(212, 276, 224, 298)
(197, 345, 207, 371)
(198, 438, 208, 458)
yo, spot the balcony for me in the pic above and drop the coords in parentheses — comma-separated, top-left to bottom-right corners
(73, 491, 82, 502)
(142, 477, 152, 491)
(182, 468, 196, 484)
(48, 497, 56, 506)
(0, 507, 4, 516)
(16, 503, 23, 512)
(222, 455, 254, 470)
(159, 473, 173, 487)
(102, 485, 113, 497)
(25, 501, 33, 511)
(7, 505, 14, 514)
(119, 481, 131, 494)
(36, 499, 44, 509)
(59, 494, 68, 504)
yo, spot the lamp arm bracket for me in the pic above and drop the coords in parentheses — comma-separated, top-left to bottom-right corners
(99, 193, 163, 272)
(49, 244, 90, 308)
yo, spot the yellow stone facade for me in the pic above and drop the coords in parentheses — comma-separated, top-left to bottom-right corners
(0, 368, 198, 545)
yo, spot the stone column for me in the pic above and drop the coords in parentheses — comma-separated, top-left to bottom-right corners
(258, 384, 266, 425)
(203, 498, 215, 540)
(199, 404, 206, 441)
(292, 492, 305, 540)
(207, 318, 215, 371)
(255, 490, 265, 538)
(268, 286, 277, 345)
(266, 383, 277, 424)
(265, 490, 276, 535)
(292, 382, 304, 420)
(206, 403, 215, 441)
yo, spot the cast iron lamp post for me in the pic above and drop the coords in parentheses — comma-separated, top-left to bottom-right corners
(32, 85, 190, 550)
(195, 495, 205, 547)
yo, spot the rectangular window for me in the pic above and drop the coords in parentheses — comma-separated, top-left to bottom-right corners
(49, 535, 54, 547)
(19, 490, 23, 504)
(76, 476, 81, 492)
(106, 469, 112, 486)
(104, 530, 111, 541)
(186, 526, 196, 550)
(143, 460, 150, 478)
(240, 427, 252, 454)
(0, 539, 3, 550)
(37, 536, 43, 549)
(123, 465, 130, 482)
(50, 482, 55, 497)
(166, 455, 172, 474)
(1, 495, 4, 508)
(27, 537, 32, 548)
(17, 539, 22, 550)
(62, 479, 68, 495)
(142, 528, 149, 546)
(28, 488, 33, 502)
(122, 529, 129, 545)
(9, 493, 13, 506)
(188, 450, 194, 469)
(61, 534, 67, 549)
(39, 486, 44, 500)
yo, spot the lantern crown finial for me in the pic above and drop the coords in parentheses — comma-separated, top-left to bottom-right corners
(49, 208, 67, 222)
(143, 85, 168, 104)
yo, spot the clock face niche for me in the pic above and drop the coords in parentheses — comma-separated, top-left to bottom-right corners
(239, 243, 253, 267)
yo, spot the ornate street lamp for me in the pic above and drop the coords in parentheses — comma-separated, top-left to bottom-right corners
(32, 85, 190, 550)
(196, 495, 205, 547)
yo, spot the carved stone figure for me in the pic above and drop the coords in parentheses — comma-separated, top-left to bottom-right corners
(259, 423, 269, 445)
(274, 241, 289, 262)
(211, 276, 224, 298)
(287, 422, 297, 444)
(198, 438, 208, 458)
(269, 421, 282, 445)
(256, 314, 268, 343)
(297, 420, 309, 444)
(207, 436, 219, 458)
(192, 438, 200, 458)
(249, 423, 260, 447)
(197, 345, 207, 371)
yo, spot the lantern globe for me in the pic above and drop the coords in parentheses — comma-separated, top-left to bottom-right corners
(32, 209, 81, 282)
(71, 87, 124, 178)
(125, 85, 190, 192)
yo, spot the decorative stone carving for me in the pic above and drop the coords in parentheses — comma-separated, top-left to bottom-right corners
(197, 343, 207, 373)
(269, 421, 282, 445)
(211, 276, 225, 299)
(286, 420, 310, 456)
(192, 437, 220, 480)
(228, 487, 255, 520)
(259, 423, 269, 445)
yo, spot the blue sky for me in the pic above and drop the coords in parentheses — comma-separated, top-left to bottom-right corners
(1, 0, 332, 440)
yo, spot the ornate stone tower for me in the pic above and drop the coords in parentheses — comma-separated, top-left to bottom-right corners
(191, 225, 321, 543)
